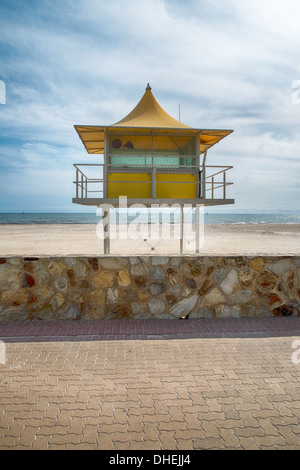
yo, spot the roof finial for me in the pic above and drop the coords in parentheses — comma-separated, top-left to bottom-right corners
(146, 83, 152, 90)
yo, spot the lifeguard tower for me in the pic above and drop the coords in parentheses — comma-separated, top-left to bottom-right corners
(73, 84, 234, 253)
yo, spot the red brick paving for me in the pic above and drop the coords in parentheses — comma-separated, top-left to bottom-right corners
(0, 318, 300, 450)
(1, 317, 300, 343)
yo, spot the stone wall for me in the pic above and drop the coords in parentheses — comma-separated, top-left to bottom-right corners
(0, 256, 299, 321)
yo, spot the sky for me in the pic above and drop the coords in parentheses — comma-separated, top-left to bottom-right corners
(0, 0, 299, 213)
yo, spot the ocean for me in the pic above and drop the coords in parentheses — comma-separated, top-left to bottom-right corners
(0, 212, 299, 225)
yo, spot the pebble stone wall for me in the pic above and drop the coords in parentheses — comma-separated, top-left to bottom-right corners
(0, 256, 299, 321)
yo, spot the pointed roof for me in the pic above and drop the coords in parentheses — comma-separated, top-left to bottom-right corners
(74, 84, 233, 155)
(112, 84, 191, 129)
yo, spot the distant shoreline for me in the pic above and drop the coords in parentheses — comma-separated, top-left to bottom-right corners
(0, 212, 300, 226)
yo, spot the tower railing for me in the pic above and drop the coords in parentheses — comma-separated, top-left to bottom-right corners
(73, 163, 233, 201)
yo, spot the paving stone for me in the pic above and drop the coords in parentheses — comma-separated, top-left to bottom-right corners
(276, 426, 300, 445)
(202, 420, 220, 439)
(219, 428, 241, 448)
(32, 435, 50, 450)
(159, 430, 177, 449)
(193, 437, 225, 450)
(1, 325, 300, 450)
(238, 436, 261, 450)
(253, 435, 286, 448)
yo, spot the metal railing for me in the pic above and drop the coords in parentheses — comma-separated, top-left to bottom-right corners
(74, 164, 102, 199)
(73, 163, 233, 200)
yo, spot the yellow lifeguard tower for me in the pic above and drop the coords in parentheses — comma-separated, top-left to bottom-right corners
(73, 84, 234, 253)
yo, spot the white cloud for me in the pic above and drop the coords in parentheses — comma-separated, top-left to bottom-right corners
(0, 0, 299, 211)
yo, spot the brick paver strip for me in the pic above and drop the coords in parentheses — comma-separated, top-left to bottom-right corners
(1, 318, 300, 342)
(0, 318, 300, 450)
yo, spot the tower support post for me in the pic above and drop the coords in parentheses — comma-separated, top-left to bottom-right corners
(102, 207, 110, 255)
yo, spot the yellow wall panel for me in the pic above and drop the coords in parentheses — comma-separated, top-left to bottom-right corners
(156, 174, 197, 199)
(107, 173, 151, 198)
(107, 172, 197, 199)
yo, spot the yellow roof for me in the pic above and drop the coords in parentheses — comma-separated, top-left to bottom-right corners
(74, 84, 233, 155)
(112, 84, 190, 129)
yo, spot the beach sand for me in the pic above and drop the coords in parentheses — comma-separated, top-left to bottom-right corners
(0, 223, 299, 257)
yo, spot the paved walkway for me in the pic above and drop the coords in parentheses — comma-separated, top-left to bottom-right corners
(1, 317, 300, 342)
(0, 318, 300, 450)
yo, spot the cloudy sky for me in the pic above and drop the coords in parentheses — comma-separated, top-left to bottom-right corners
(0, 0, 299, 213)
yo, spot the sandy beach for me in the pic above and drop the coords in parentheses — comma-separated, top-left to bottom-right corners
(0, 223, 299, 257)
